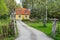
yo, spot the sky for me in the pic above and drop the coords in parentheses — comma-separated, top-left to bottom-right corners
(15, 0, 23, 7)
(15, 0, 20, 4)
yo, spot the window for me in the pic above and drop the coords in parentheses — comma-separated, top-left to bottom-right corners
(25, 15, 27, 17)
(19, 15, 21, 18)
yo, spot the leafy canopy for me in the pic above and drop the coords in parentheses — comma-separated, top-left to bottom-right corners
(0, 0, 9, 16)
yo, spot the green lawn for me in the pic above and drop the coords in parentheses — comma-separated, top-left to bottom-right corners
(24, 21, 60, 40)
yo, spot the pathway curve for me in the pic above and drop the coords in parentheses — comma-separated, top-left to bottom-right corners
(15, 20, 54, 40)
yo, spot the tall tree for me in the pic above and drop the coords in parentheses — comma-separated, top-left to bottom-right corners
(0, 0, 9, 17)
(5, 0, 16, 13)
(22, 0, 60, 20)
(16, 4, 21, 9)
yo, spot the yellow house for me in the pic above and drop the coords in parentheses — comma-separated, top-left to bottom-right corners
(15, 8, 30, 20)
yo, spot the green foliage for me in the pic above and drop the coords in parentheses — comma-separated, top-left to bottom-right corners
(8, 20, 15, 37)
(4, 37, 14, 40)
(0, 19, 10, 35)
(5, 0, 16, 13)
(2, 24, 8, 37)
(16, 4, 21, 9)
(0, 0, 17, 39)
(0, 14, 9, 19)
(0, 19, 15, 39)
(0, 0, 9, 16)
(23, 0, 60, 20)
(22, 19, 29, 22)
(55, 23, 60, 40)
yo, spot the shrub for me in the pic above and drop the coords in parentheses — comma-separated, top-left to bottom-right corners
(1, 20, 15, 38)
(22, 19, 29, 22)
(8, 20, 15, 37)
(2, 24, 8, 37)
(29, 19, 40, 23)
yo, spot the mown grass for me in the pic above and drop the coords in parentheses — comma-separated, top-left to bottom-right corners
(24, 21, 60, 40)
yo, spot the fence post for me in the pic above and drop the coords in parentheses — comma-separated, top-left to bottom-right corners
(50, 18, 58, 37)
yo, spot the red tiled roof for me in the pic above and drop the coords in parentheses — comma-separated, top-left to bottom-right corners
(16, 8, 30, 15)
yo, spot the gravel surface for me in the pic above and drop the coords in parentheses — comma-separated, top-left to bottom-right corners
(15, 20, 54, 40)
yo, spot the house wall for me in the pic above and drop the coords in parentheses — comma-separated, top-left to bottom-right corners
(15, 15, 19, 20)
(15, 15, 30, 20)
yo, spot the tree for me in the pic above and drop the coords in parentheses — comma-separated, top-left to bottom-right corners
(0, 0, 9, 19)
(22, 0, 60, 20)
(16, 4, 21, 9)
(0, 0, 9, 15)
(5, 0, 16, 13)
(48, 0, 60, 20)
(5, 0, 16, 20)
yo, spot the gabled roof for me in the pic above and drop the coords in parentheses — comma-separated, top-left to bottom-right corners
(16, 8, 30, 15)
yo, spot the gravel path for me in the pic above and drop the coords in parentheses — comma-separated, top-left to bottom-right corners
(15, 20, 54, 40)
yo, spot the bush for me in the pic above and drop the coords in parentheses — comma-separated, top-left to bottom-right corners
(8, 21, 15, 37)
(2, 24, 8, 37)
(0, 20, 15, 38)
(29, 19, 40, 23)
(22, 19, 29, 22)
(56, 23, 60, 34)
(0, 14, 9, 19)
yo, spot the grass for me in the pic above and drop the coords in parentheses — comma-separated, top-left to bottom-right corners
(4, 37, 15, 40)
(24, 21, 60, 40)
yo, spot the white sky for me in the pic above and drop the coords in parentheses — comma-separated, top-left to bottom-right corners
(15, 0, 23, 7)
(15, 0, 20, 4)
